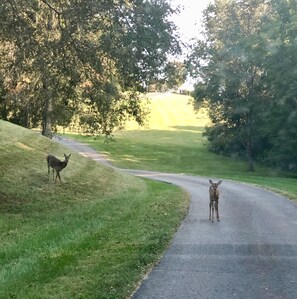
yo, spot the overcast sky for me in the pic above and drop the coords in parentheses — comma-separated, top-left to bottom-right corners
(170, 0, 213, 41)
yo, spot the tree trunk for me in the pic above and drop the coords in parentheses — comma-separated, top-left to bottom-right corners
(42, 80, 53, 139)
(247, 138, 254, 172)
(247, 113, 254, 172)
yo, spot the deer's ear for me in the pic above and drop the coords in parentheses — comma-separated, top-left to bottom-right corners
(209, 179, 213, 184)
(218, 180, 222, 185)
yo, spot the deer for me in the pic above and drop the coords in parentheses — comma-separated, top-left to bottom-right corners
(209, 179, 222, 222)
(47, 153, 71, 183)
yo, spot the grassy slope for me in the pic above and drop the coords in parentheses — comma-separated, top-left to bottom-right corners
(0, 120, 189, 299)
(72, 93, 297, 200)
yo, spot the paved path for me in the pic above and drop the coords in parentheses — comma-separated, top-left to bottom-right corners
(57, 137, 297, 299)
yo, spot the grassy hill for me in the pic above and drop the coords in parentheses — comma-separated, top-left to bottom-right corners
(0, 120, 189, 298)
(125, 92, 210, 130)
(71, 93, 297, 201)
(2, 92, 296, 297)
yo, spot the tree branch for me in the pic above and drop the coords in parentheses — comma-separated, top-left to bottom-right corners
(39, 0, 61, 15)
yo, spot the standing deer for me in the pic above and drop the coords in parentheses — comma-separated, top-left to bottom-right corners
(47, 153, 71, 183)
(209, 179, 222, 222)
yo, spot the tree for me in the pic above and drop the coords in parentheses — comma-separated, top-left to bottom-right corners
(260, 0, 297, 171)
(189, 0, 273, 171)
(0, 0, 181, 137)
(163, 61, 186, 90)
(0, 78, 8, 121)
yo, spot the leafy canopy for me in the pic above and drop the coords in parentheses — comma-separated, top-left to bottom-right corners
(0, 0, 181, 137)
(188, 0, 297, 172)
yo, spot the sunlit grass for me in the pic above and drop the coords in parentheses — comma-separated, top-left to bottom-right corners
(0, 119, 189, 298)
(124, 92, 210, 130)
(69, 92, 297, 200)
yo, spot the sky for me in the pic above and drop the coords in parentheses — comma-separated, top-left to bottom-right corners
(169, 0, 213, 88)
(170, 0, 213, 42)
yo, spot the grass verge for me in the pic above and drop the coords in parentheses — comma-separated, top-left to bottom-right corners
(0, 120, 189, 298)
(67, 93, 297, 201)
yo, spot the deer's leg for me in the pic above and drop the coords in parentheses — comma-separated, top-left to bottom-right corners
(52, 169, 55, 182)
(211, 204, 214, 222)
(209, 200, 214, 222)
(57, 171, 61, 183)
(215, 201, 220, 222)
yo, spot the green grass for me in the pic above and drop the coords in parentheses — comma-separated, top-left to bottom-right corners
(2, 92, 296, 297)
(68, 93, 297, 200)
(0, 119, 189, 298)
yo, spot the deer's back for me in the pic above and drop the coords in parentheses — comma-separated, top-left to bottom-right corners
(47, 155, 65, 170)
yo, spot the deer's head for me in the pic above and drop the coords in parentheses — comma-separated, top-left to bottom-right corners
(209, 179, 222, 191)
(64, 153, 71, 162)
(209, 179, 222, 198)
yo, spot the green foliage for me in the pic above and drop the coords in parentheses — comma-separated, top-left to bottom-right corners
(147, 61, 186, 92)
(68, 92, 297, 199)
(260, 0, 297, 171)
(0, 0, 181, 137)
(189, 0, 297, 172)
(163, 61, 187, 90)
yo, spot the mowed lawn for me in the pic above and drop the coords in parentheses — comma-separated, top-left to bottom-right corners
(71, 93, 297, 200)
(0, 119, 189, 299)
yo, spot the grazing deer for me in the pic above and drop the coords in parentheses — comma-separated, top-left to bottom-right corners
(47, 153, 71, 183)
(209, 179, 222, 222)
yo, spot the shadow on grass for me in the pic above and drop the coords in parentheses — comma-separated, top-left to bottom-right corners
(169, 126, 206, 133)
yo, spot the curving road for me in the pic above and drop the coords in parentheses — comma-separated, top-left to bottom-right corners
(57, 137, 297, 299)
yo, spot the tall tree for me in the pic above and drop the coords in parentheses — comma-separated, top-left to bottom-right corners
(0, 0, 181, 137)
(189, 0, 273, 171)
(260, 0, 297, 171)
(163, 61, 186, 90)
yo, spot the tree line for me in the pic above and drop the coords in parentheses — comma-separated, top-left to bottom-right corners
(189, 0, 297, 173)
(1, 0, 297, 173)
(0, 0, 183, 138)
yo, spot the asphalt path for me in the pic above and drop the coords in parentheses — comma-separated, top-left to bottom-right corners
(57, 137, 297, 299)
